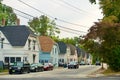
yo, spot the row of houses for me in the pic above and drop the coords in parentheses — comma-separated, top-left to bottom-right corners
(0, 25, 92, 67)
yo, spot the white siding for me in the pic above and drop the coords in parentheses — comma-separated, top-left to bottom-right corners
(51, 44, 59, 67)
(0, 32, 39, 64)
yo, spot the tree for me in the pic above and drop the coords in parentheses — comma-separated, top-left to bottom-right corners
(88, 0, 120, 71)
(0, 1, 17, 26)
(86, 21, 120, 71)
(89, 0, 120, 22)
(28, 15, 60, 36)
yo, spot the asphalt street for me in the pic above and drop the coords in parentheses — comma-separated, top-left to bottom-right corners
(0, 65, 120, 80)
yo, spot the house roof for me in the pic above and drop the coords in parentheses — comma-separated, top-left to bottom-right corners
(67, 44, 76, 55)
(57, 41, 67, 54)
(0, 25, 34, 46)
(39, 36, 55, 52)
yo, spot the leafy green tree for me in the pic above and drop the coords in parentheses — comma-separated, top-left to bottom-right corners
(88, 0, 120, 71)
(89, 0, 120, 22)
(0, 1, 17, 26)
(28, 15, 60, 36)
(86, 21, 120, 71)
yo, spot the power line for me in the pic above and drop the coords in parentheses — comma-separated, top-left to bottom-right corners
(16, 13, 31, 20)
(14, 8, 34, 18)
(17, 0, 54, 19)
(50, 0, 84, 15)
(14, 10, 87, 34)
(59, 28, 81, 35)
(55, 18, 89, 28)
(60, 0, 87, 13)
(15, 13, 87, 35)
(17, 0, 89, 28)
(56, 24, 87, 33)
(59, 0, 95, 16)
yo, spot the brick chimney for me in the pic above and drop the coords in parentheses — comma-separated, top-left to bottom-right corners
(2, 18, 5, 26)
(16, 18, 20, 25)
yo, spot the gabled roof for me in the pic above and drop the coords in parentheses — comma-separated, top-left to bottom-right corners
(57, 41, 67, 54)
(67, 44, 76, 55)
(0, 25, 34, 46)
(39, 36, 55, 52)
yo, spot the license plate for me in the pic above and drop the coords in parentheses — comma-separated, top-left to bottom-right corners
(12, 70, 15, 72)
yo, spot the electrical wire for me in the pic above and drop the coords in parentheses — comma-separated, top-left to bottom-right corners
(17, 0, 89, 28)
(59, 0, 96, 17)
(56, 24, 87, 33)
(50, 0, 84, 15)
(58, 28, 81, 35)
(13, 8, 88, 34)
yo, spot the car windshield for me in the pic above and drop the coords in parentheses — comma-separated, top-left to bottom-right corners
(38, 63, 43, 66)
(30, 63, 37, 66)
(44, 63, 49, 66)
(14, 62, 23, 67)
(69, 61, 76, 64)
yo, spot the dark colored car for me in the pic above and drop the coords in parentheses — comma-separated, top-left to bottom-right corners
(30, 63, 44, 72)
(58, 62, 64, 67)
(79, 61, 85, 65)
(95, 61, 101, 66)
(9, 62, 30, 74)
(68, 61, 79, 69)
(43, 63, 53, 71)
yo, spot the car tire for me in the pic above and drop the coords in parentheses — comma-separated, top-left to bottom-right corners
(20, 69, 23, 74)
(27, 69, 30, 73)
(35, 68, 37, 72)
(9, 71, 12, 74)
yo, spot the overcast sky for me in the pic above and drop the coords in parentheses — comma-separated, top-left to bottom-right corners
(2, 0, 103, 38)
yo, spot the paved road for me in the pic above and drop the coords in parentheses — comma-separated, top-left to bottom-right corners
(0, 65, 120, 80)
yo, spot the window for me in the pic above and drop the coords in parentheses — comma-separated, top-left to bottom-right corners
(55, 48, 57, 54)
(59, 59, 61, 62)
(28, 39, 31, 50)
(16, 57, 21, 62)
(33, 40, 36, 50)
(24, 57, 27, 62)
(10, 57, 15, 63)
(40, 60, 44, 64)
(62, 59, 64, 63)
(0, 38, 4, 49)
(70, 58, 73, 61)
(45, 60, 48, 63)
(4, 57, 9, 63)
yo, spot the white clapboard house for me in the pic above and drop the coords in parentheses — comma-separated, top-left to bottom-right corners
(0, 25, 39, 67)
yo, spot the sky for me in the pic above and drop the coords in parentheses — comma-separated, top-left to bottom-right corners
(2, 0, 103, 38)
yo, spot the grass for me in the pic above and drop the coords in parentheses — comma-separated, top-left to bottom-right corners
(102, 68, 120, 76)
(0, 69, 8, 73)
(0, 69, 8, 75)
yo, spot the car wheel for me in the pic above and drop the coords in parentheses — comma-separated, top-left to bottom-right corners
(27, 69, 30, 73)
(20, 69, 23, 74)
(35, 68, 37, 72)
(9, 71, 12, 74)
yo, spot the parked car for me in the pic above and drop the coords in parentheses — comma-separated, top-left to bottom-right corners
(95, 61, 101, 66)
(43, 63, 53, 71)
(30, 63, 44, 72)
(9, 62, 30, 74)
(79, 60, 85, 65)
(68, 61, 79, 69)
(58, 62, 64, 67)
